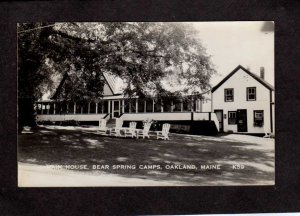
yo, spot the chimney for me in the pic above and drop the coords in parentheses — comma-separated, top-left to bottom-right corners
(260, 67, 265, 79)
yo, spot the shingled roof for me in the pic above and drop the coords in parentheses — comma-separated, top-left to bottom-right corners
(211, 65, 274, 93)
(50, 71, 119, 100)
(102, 72, 118, 95)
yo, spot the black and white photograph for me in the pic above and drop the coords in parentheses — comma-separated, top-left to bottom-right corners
(17, 21, 275, 187)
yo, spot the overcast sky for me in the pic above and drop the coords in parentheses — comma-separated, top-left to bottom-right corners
(192, 21, 274, 86)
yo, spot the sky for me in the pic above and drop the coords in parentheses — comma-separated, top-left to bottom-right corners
(192, 21, 274, 86)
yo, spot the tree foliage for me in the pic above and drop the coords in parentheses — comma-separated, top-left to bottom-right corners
(17, 22, 216, 127)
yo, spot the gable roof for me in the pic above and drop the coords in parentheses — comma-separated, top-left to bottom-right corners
(102, 72, 117, 95)
(50, 71, 118, 100)
(211, 65, 274, 93)
(50, 72, 70, 99)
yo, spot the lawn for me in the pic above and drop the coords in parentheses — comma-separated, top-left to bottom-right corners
(18, 125, 275, 186)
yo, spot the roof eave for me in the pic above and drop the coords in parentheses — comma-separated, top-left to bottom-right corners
(211, 65, 274, 93)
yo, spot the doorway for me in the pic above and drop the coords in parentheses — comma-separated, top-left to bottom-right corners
(237, 109, 247, 132)
(214, 109, 223, 132)
(112, 100, 120, 118)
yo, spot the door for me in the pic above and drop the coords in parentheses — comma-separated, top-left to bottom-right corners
(112, 100, 120, 118)
(214, 110, 223, 132)
(237, 109, 247, 132)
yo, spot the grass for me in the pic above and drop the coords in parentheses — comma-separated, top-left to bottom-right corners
(18, 126, 275, 185)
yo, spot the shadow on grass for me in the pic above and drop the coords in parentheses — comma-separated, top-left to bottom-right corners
(18, 126, 274, 185)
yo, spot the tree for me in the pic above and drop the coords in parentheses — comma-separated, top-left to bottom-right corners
(18, 23, 56, 130)
(18, 22, 105, 130)
(17, 22, 216, 130)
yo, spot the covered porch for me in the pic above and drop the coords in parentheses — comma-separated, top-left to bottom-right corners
(35, 95, 219, 134)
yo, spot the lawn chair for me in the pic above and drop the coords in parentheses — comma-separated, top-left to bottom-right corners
(124, 122, 137, 138)
(263, 125, 271, 138)
(98, 119, 108, 135)
(156, 123, 171, 140)
(110, 118, 123, 137)
(136, 122, 152, 139)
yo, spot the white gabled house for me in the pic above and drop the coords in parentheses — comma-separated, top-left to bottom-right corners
(211, 65, 274, 135)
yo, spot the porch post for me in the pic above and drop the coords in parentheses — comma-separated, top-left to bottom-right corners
(101, 102, 104, 114)
(96, 102, 98, 114)
(191, 99, 194, 112)
(47, 103, 50, 114)
(74, 103, 76, 114)
(135, 98, 138, 113)
(108, 100, 111, 115)
(161, 100, 163, 112)
(152, 99, 155, 112)
(200, 99, 202, 112)
(53, 103, 56, 114)
(129, 100, 131, 113)
(211, 93, 213, 112)
(112, 101, 114, 116)
(144, 100, 146, 113)
(122, 100, 125, 113)
(180, 101, 183, 112)
(66, 103, 69, 114)
(171, 101, 174, 112)
(88, 102, 90, 114)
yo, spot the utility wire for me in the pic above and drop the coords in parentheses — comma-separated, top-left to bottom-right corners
(17, 24, 57, 34)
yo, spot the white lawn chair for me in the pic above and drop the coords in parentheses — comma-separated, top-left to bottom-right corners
(136, 122, 152, 139)
(124, 122, 137, 138)
(156, 123, 171, 140)
(110, 118, 123, 137)
(98, 119, 108, 135)
(263, 125, 271, 138)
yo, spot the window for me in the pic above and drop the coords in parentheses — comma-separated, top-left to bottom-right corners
(124, 100, 130, 113)
(67, 102, 74, 114)
(123, 99, 136, 113)
(254, 110, 264, 127)
(76, 103, 82, 114)
(173, 101, 182, 112)
(138, 99, 144, 113)
(195, 99, 200, 112)
(130, 100, 137, 113)
(55, 103, 62, 114)
(49, 103, 55, 114)
(154, 100, 162, 112)
(224, 89, 234, 102)
(247, 87, 256, 101)
(89, 103, 96, 114)
(146, 99, 153, 112)
(97, 102, 103, 114)
(103, 101, 109, 113)
(163, 101, 172, 112)
(228, 111, 237, 125)
(36, 103, 42, 114)
(61, 102, 67, 114)
(82, 103, 89, 114)
(182, 100, 191, 111)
